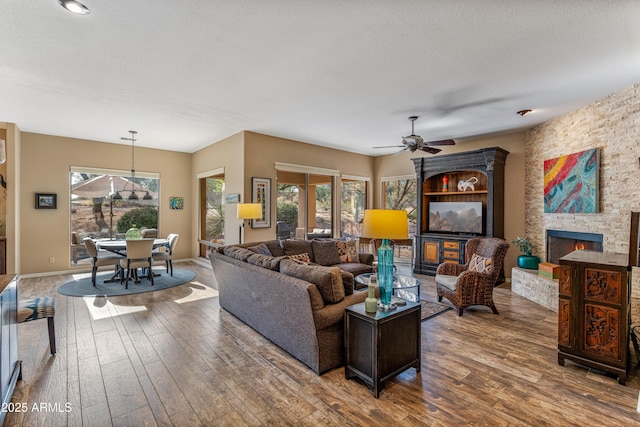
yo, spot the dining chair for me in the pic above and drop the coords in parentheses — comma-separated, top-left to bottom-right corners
(119, 239, 155, 289)
(83, 238, 121, 287)
(152, 233, 179, 276)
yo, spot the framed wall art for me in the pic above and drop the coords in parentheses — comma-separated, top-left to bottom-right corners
(544, 147, 600, 213)
(36, 193, 57, 209)
(169, 197, 184, 210)
(251, 177, 271, 228)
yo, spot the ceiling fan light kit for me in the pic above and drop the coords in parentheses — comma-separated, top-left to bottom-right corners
(58, 0, 90, 15)
(373, 116, 455, 155)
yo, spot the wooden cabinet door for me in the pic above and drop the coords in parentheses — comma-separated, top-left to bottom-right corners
(582, 268, 623, 361)
(583, 303, 621, 360)
(558, 265, 572, 348)
(422, 241, 439, 264)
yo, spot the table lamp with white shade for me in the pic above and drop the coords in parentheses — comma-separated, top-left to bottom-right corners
(361, 209, 409, 310)
(236, 203, 262, 244)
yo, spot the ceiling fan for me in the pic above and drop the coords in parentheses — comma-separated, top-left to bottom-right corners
(374, 116, 455, 154)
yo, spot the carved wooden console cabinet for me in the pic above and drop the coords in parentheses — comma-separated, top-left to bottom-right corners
(558, 250, 630, 384)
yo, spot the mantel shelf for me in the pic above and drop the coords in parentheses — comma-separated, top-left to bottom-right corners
(423, 190, 488, 196)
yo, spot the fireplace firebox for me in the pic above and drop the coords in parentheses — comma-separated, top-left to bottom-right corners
(546, 230, 603, 264)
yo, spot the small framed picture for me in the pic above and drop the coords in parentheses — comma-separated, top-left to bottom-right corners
(36, 193, 57, 209)
(169, 196, 184, 210)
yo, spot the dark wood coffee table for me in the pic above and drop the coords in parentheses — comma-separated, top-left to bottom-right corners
(344, 301, 421, 397)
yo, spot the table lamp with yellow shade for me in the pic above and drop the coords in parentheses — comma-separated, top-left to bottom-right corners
(361, 209, 409, 310)
(236, 203, 262, 244)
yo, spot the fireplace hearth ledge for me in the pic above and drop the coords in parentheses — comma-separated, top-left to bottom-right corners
(511, 267, 558, 312)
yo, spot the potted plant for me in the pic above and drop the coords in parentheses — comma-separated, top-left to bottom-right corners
(512, 236, 540, 269)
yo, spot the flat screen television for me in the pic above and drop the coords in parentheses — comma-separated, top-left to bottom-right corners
(428, 201, 483, 234)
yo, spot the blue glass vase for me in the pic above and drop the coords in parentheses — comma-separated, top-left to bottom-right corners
(377, 239, 394, 309)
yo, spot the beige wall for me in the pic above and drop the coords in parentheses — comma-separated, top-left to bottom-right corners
(20, 133, 192, 275)
(373, 132, 527, 277)
(243, 131, 375, 243)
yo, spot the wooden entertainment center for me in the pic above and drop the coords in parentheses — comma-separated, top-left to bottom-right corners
(412, 147, 509, 275)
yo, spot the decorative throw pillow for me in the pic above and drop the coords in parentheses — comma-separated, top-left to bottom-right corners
(468, 253, 494, 274)
(336, 240, 358, 263)
(288, 252, 311, 265)
(247, 243, 272, 256)
(311, 240, 341, 266)
(283, 239, 314, 261)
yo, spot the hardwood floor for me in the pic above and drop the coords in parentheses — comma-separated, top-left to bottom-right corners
(5, 261, 640, 426)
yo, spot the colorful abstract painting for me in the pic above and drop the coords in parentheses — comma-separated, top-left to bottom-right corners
(544, 148, 599, 213)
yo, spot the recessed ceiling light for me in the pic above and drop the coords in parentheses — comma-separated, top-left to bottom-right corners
(58, 0, 90, 15)
(517, 109, 532, 116)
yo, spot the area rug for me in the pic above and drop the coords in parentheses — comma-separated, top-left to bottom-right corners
(420, 300, 452, 321)
(57, 269, 197, 297)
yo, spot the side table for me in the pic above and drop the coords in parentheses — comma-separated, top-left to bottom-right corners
(344, 301, 421, 397)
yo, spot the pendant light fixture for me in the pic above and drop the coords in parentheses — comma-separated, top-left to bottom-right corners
(116, 130, 154, 201)
(120, 130, 139, 200)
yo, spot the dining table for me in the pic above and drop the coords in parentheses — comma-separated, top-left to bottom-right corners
(96, 238, 170, 283)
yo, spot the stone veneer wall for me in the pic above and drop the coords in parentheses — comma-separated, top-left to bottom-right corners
(525, 83, 640, 255)
(525, 82, 640, 296)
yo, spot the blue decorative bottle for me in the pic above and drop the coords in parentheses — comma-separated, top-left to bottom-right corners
(377, 238, 394, 310)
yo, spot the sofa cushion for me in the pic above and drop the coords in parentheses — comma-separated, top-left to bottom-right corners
(247, 253, 285, 271)
(341, 271, 354, 295)
(288, 253, 311, 265)
(223, 246, 255, 262)
(264, 240, 285, 257)
(435, 274, 458, 291)
(336, 240, 358, 263)
(334, 262, 374, 277)
(247, 243, 272, 256)
(280, 259, 345, 304)
(311, 240, 341, 266)
(283, 239, 314, 261)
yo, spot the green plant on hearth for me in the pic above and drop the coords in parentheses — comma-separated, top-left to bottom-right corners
(512, 236, 533, 256)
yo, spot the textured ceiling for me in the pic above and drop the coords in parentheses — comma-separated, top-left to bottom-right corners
(1, 1, 639, 155)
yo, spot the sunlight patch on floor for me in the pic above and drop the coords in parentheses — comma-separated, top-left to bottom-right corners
(174, 281, 219, 304)
(83, 296, 147, 320)
(72, 272, 93, 280)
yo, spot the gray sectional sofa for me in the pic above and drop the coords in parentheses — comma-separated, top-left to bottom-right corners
(209, 239, 374, 374)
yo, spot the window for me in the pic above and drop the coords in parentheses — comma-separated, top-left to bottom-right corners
(341, 177, 368, 238)
(198, 169, 225, 257)
(200, 175, 225, 256)
(275, 163, 338, 240)
(382, 176, 416, 264)
(382, 177, 416, 235)
(70, 167, 159, 265)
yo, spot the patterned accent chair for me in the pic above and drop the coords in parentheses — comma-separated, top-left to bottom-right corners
(435, 237, 510, 316)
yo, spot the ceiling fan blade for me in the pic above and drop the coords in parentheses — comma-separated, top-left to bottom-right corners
(424, 139, 455, 146)
(420, 146, 442, 155)
(373, 145, 405, 149)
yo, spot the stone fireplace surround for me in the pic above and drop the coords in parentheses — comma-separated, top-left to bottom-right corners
(522, 82, 640, 300)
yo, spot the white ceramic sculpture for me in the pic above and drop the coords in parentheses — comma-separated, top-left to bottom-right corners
(457, 176, 478, 192)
